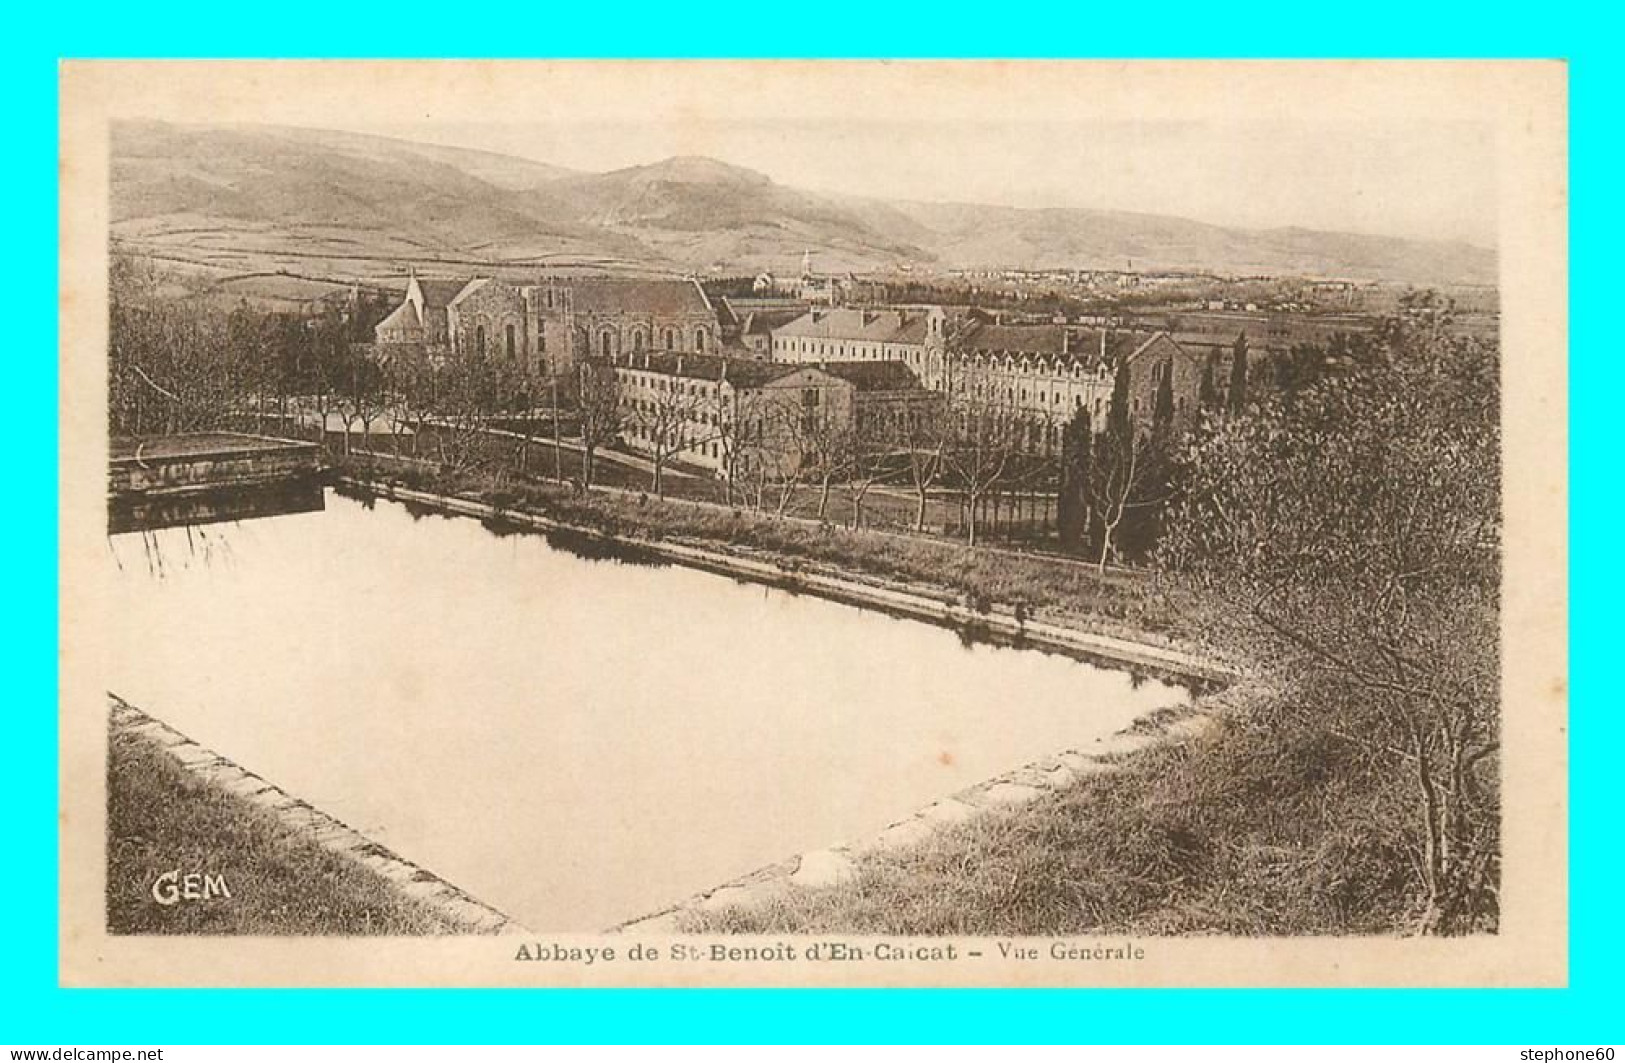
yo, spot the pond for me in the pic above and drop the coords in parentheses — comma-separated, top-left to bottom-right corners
(106, 488, 1189, 931)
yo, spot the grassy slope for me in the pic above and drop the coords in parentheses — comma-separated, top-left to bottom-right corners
(107, 724, 468, 935)
(682, 683, 1417, 937)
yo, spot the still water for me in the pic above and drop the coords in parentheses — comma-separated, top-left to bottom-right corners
(107, 488, 1188, 931)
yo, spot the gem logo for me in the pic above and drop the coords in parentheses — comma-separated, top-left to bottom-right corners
(150, 869, 232, 906)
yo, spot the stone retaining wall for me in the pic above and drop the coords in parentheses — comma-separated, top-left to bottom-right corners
(110, 695, 523, 935)
(608, 692, 1244, 933)
(110, 435, 322, 498)
(343, 477, 1236, 687)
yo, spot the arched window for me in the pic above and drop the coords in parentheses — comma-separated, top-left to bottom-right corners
(600, 330, 615, 358)
(695, 329, 707, 352)
(633, 329, 646, 351)
(505, 323, 516, 359)
(475, 325, 486, 357)
(663, 328, 676, 351)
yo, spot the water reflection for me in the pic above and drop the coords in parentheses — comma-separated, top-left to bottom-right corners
(540, 526, 668, 568)
(331, 480, 377, 509)
(479, 513, 528, 538)
(397, 498, 441, 523)
(108, 478, 325, 536)
(106, 488, 1190, 931)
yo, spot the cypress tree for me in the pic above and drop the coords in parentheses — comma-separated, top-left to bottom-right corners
(1087, 357, 1137, 567)
(1228, 331, 1249, 415)
(1199, 351, 1219, 410)
(1107, 355, 1132, 438)
(1154, 364, 1175, 429)
(1056, 406, 1092, 549)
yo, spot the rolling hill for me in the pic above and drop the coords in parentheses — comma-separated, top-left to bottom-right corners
(109, 120, 1496, 286)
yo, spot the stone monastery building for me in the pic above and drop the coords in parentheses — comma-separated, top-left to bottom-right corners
(948, 322, 1205, 436)
(765, 309, 1208, 453)
(374, 270, 719, 378)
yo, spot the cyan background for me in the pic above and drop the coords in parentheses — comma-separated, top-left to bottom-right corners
(12, 3, 1605, 1042)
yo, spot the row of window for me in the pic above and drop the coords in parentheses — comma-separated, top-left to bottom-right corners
(960, 379, 1105, 410)
(775, 338, 895, 360)
(954, 356, 1117, 382)
(853, 407, 935, 433)
(625, 421, 725, 461)
(602, 327, 708, 357)
(463, 320, 545, 359)
(623, 373, 720, 398)
(625, 396, 726, 428)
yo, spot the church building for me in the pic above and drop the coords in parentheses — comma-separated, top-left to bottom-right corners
(373, 270, 720, 379)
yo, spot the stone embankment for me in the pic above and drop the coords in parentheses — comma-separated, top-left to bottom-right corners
(110, 695, 524, 935)
(342, 477, 1235, 687)
(613, 688, 1253, 933)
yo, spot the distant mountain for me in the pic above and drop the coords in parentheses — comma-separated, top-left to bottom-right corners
(110, 120, 1496, 286)
(110, 121, 645, 274)
(515, 156, 932, 272)
(874, 199, 1496, 284)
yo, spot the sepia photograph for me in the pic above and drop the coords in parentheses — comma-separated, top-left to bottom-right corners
(57, 59, 1568, 988)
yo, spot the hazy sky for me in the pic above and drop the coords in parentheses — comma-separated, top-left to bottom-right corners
(350, 115, 1497, 248)
(109, 61, 1514, 248)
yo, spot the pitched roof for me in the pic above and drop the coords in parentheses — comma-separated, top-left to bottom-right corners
(819, 361, 926, 392)
(741, 308, 806, 336)
(560, 277, 713, 317)
(773, 308, 929, 344)
(889, 316, 931, 345)
(447, 277, 491, 308)
(416, 279, 477, 308)
(375, 299, 421, 333)
(961, 323, 1070, 357)
(713, 298, 742, 330)
(725, 296, 813, 313)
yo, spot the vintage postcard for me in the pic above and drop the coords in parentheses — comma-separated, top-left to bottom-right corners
(59, 59, 1567, 988)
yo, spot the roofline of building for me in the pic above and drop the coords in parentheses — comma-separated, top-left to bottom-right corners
(446, 277, 491, 310)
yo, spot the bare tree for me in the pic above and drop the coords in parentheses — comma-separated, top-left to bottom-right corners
(1085, 422, 1146, 573)
(760, 401, 813, 517)
(944, 406, 1014, 548)
(844, 418, 900, 531)
(633, 377, 717, 498)
(109, 256, 252, 438)
(902, 407, 950, 533)
(804, 420, 853, 523)
(300, 313, 353, 448)
(1084, 357, 1173, 572)
(335, 349, 388, 458)
(710, 388, 763, 507)
(485, 357, 537, 475)
(428, 355, 507, 474)
(384, 354, 439, 459)
(575, 360, 623, 491)
(996, 439, 1062, 543)
(226, 303, 283, 435)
